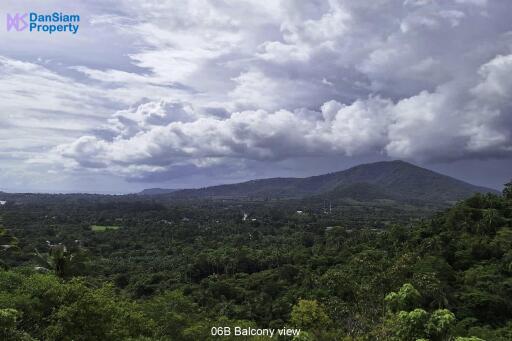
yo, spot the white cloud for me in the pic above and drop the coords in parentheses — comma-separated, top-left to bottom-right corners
(52, 50, 512, 176)
(0, 57, 112, 150)
(47, 97, 388, 177)
(454, 0, 487, 7)
(473, 54, 512, 103)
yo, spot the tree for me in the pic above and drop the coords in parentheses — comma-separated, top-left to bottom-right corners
(34, 241, 90, 279)
(0, 225, 20, 269)
(0, 308, 36, 341)
(394, 308, 430, 340)
(290, 300, 332, 339)
(0, 270, 153, 340)
(385, 283, 421, 312)
(504, 180, 512, 200)
(43, 281, 153, 341)
(382, 284, 490, 341)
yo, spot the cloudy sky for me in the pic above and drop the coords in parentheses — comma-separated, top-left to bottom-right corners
(1, 0, 511, 193)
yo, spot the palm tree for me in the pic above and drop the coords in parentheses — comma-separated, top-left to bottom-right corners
(34, 240, 90, 278)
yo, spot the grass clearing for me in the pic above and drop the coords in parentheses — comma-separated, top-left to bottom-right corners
(91, 225, 121, 232)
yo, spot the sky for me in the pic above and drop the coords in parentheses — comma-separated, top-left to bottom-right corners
(0, 0, 511, 193)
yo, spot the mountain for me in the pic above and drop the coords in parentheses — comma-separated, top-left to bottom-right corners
(141, 161, 498, 204)
(139, 188, 180, 195)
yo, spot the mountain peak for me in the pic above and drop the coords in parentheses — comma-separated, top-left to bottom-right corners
(140, 160, 497, 203)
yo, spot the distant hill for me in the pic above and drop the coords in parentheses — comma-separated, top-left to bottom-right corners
(143, 160, 497, 204)
(139, 188, 180, 195)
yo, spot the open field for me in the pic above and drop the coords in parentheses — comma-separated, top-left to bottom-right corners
(90, 225, 121, 232)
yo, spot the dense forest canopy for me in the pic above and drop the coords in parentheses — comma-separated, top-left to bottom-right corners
(0, 183, 511, 340)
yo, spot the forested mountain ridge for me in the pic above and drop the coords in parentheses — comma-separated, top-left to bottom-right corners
(140, 188, 180, 195)
(142, 160, 497, 203)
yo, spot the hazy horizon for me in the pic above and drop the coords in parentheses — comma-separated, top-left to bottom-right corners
(1, 1, 511, 193)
